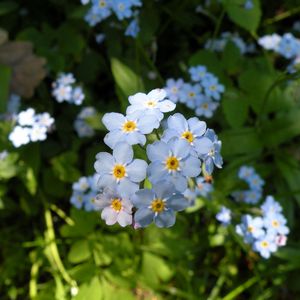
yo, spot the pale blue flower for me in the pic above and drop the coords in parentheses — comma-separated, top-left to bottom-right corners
(247, 174, 264, 191)
(162, 113, 213, 155)
(111, 0, 134, 20)
(132, 181, 188, 228)
(261, 195, 282, 215)
(84, 8, 103, 26)
(238, 166, 255, 180)
(195, 176, 213, 197)
(126, 88, 175, 121)
(164, 78, 184, 103)
(258, 34, 281, 51)
(244, 0, 253, 10)
(95, 186, 133, 227)
(243, 189, 262, 204)
(263, 212, 289, 236)
(179, 83, 202, 109)
(195, 97, 219, 118)
(125, 19, 140, 37)
(102, 111, 159, 148)
(216, 206, 231, 226)
(91, 0, 112, 19)
(253, 234, 278, 259)
(94, 142, 147, 196)
(189, 65, 207, 82)
(183, 188, 197, 206)
(277, 33, 300, 59)
(72, 86, 85, 105)
(147, 138, 201, 192)
(202, 74, 224, 101)
(70, 191, 85, 209)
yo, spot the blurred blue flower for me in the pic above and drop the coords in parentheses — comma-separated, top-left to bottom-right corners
(277, 33, 300, 59)
(236, 215, 265, 243)
(195, 176, 213, 197)
(195, 97, 219, 118)
(216, 206, 231, 226)
(189, 65, 207, 82)
(125, 19, 140, 37)
(253, 234, 278, 259)
(202, 74, 224, 101)
(164, 78, 184, 103)
(179, 83, 202, 109)
(261, 195, 282, 214)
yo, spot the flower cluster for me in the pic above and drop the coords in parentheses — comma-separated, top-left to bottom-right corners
(232, 165, 264, 204)
(205, 32, 256, 54)
(9, 108, 54, 147)
(94, 88, 223, 228)
(164, 65, 225, 118)
(52, 73, 85, 105)
(70, 174, 99, 211)
(236, 196, 289, 259)
(74, 107, 97, 138)
(82, 0, 141, 38)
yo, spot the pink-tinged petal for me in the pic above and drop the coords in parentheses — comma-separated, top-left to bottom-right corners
(117, 210, 132, 227)
(101, 207, 118, 225)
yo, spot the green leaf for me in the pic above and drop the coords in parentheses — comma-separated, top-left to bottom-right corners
(223, 0, 261, 32)
(74, 276, 103, 300)
(68, 240, 92, 264)
(20, 167, 37, 195)
(219, 127, 262, 158)
(0, 152, 18, 179)
(222, 89, 248, 128)
(0, 1, 18, 16)
(222, 41, 243, 74)
(141, 252, 173, 287)
(110, 58, 144, 110)
(0, 64, 11, 113)
(51, 152, 80, 183)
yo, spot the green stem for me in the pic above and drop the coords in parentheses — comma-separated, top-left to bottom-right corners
(263, 6, 300, 26)
(207, 274, 226, 300)
(210, 8, 226, 51)
(50, 204, 75, 226)
(223, 277, 258, 300)
(29, 258, 41, 299)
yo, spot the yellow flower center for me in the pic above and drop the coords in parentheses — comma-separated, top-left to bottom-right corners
(151, 199, 165, 213)
(171, 87, 178, 93)
(261, 241, 269, 248)
(99, 0, 106, 7)
(181, 131, 194, 143)
(165, 156, 179, 171)
(122, 120, 137, 132)
(113, 164, 126, 179)
(272, 220, 279, 228)
(188, 92, 195, 98)
(202, 103, 209, 109)
(247, 226, 254, 233)
(111, 198, 122, 212)
(210, 85, 217, 91)
(146, 100, 156, 108)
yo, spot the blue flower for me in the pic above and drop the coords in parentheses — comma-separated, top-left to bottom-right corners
(147, 138, 201, 192)
(125, 19, 140, 37)
(238, 166, 255, 180)
(70, 191, 85, 209)
(189, 65, 207, 82)
(84, 8, 104, 26)
(216, 206, 231, 226)
(179, 83, 202, 109)
(94, 142, 147, 196)
(236, 215, 265, 243)
(91, 0, 112, 19)
(244, 0, 253, 10)
(126, 88, 175, 121)
(247, 174, 265, 191)
(200, 129, 223, 175)
(183, 188, 197, 206)
(261, 195, 282, 215)
(243, 189, 262, 204)
(195, 176, 213, 197)
(111, 0, 134, 20)
(263, 212, 289, 236)
(253, 234, 278, 259)
(72, 176, 90, 192)
(162, 113, 213, 155)
(277, 33, 300, 59)
(95, 186, 133, 227)
(83, 191, 98, 211)
(164, 78, 184, 103)
(132, 181, 188, 228)
(102, 111, 159, 148)
(202, 74, 224, 101)
(195, 97, 219, 118)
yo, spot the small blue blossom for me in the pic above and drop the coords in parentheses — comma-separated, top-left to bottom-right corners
(132, 181, 188, 228)
(111, 0, 134, 20)
(243, 189, 262, 204)
(195, 176, 213, 197)
(238, 166, 255, 180)
(253, 234, 278, 259)
(183, 188, 197, 206)
(164, 78, 184, 103)
(179, 83, 202, 109)
(263, 212, 289, 236)
(94, 142, 147, 196)
(258, 33, 281, 51)
(236, 215, 265, 244)
(84, 8, 104, 26)
(247, 174, 265, 191)
(102, 111, 159, 148)
(125, 18, 140, 37)
(277, 33, 300, 59)
(261, 195, 282, 214)
(244, 0, 253, 10)
(74, 107, 97, 138)
(202, 74, 224, 101)
(126, 88, 175, 121)
(147, 138, 201, 192)
(216, 206, 231, 226)
(201, 129, 223, 175)
(195, 97, 219, 118)
(95, 185, 133, 227)
(162, 113, 213, 155)
(189, 65, 208, 82)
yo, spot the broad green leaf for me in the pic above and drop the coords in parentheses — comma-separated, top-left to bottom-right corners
(0, 64, 11, 113)
(68, 240, 91, 264)
(219, 127, 262, 158)
(110, 58, 144, 110)
(223, 0, 261, 32)
(222, 89, 248, 128)
(74, 276, 103, 300)
(275, 246, 300, 269)
(0, 152, 18, 179)
(222, 41, 243, 74)
(20, 167, 37, 195)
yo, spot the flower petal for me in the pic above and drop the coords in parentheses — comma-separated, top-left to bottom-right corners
(154, 210, 176, 228)
(181, 156, 201, 177)
(104, 130, 124, 149)
(152, 181, 175, 199)
(113, 142, 133, 164)
(138, 115, 160, 133)
(134, 208, 154, 227)
(167, 113, 188, 133)
(194, 137, 214, 155)
(147, 141, 169, 162)
(188, 117, 206, 137)
(118, 178, 139, 197)
(157, 100, 176, 112)
(101, 207, 118, 225)
(102, 112, 125, 131)
(94, 152, 114, 174)
(117, 211, 132, 227)
(132, 189, 155, 208)
(127, 159, 147, 182)
(147, 88, 166, 101)
(167, 194, 189, 211)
